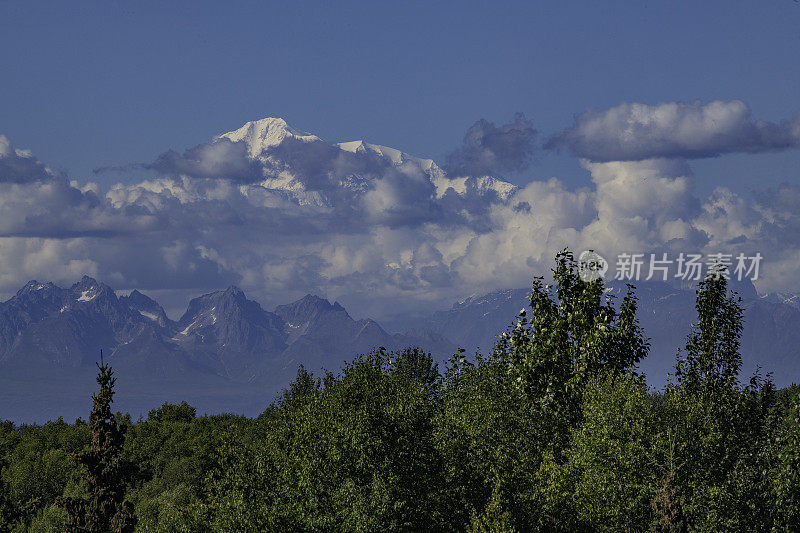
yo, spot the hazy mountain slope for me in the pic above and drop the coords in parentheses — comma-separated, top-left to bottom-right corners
(172, 286, 288, 381)
(273, 294, 456, 376)
(399, 281, 800, 387)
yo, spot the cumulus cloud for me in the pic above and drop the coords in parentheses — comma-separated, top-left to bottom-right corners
(0, 135, 55, 183)
(547, 100, 800, 162)
(444, 113, 537, 177)
(0, 135, 158, 239)
(147, 138, 263, 182)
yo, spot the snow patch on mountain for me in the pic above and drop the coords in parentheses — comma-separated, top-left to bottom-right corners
(139, 310, 159, 322)
(179, 320, 198, 336)
(77, 290, 97, 302)
(761, 292, 800, 309)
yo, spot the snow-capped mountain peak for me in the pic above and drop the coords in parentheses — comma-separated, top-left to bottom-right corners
(209, 117, 518, 209)
(217, 117, 321, 158)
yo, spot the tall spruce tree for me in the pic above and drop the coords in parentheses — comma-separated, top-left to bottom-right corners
(60, 351, 136, 533)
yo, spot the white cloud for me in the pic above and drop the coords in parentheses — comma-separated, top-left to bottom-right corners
(548, 100, 800, 161)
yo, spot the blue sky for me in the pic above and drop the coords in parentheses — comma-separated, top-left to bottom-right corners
(2, 1, 800, 318)
(2, 1, 799, 195)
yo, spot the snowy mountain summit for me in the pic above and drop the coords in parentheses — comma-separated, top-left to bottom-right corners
(218, 117, 322, 157)
(207, 117, 518, 206)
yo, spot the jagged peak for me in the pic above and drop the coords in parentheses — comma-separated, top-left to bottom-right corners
(178, 285, 253, 324)
(68, 276, 116, 304)
(72, 275, 100, 288)
(295, 294, 343, 311)
(70, 276, 111, 295)
(274, 294, 348, 325)
(223, 285, 245, 297)
(189, 285, 246, 303)
(16, 280, 57, 295)
(216, 285, 249, 304)
(123, 289, 162, 308)
(301, 293, 328, 303)
(21, 280, 41, 290)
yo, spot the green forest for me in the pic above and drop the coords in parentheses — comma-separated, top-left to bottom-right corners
(1, 251, 799, 532)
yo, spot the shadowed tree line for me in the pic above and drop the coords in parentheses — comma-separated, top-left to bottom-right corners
(1, 250, 799, 531)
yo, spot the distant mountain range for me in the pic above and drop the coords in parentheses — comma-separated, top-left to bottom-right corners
(2, 276, 798, 423)
(0, 277, 453, 422)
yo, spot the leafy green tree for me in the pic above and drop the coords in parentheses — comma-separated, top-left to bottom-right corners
(437, 250, 649, 530)
(207, 348, 449, 531)
(3, 418, 87, 529)
(567, 372, 659, 531)
(59, 353, 136, 533)
(0, 421, 15, 531)
(435, 353, 542, 529)
(123, 404, 240, 531)
(675, 267, 744, 394)
(466, 491, 517, 533)
(773, 389, 800, 530)
(658, 269, 779, 531)
(657, 377, 779, 531)
(390, 346, 440, 390)
(146, 401, 196, 424)
(7, 446, 73, 520)
(21, 504, 68, 532)
(496, 249, 648, 454)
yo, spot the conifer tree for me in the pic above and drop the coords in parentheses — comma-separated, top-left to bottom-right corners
(60, 351, 136, 533)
